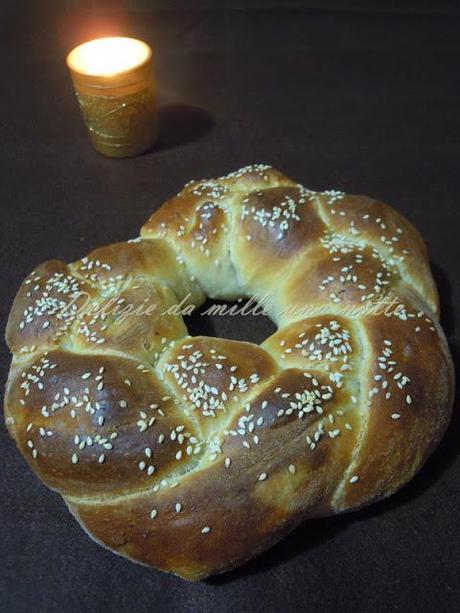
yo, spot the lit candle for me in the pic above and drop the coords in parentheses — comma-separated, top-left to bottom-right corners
(66, 37, 158, 158)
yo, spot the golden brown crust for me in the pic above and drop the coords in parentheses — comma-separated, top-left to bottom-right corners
(71, 281, 188, 364)
(333, 289, 453, 511)
(314, 193, 439, 313)
(5, 260, 96, 354)
(4, 164, 454, 580)
(5, 350, 201, 497)
(71, 239, 205, 304)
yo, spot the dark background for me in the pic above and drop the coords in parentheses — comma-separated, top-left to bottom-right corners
(1, 1, 459, 612)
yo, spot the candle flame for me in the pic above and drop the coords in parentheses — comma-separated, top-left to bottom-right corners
(67, 37, 151, 77)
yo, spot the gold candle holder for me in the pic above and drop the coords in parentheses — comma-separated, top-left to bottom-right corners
(66, 37, 158, 158)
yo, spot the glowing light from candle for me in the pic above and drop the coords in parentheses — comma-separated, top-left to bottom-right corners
(67, 37, 151, 77)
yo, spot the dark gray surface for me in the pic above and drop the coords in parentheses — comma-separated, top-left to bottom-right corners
(1, 4, 459, 613)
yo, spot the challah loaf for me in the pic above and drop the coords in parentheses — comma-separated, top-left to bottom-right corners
(4, 165, 454, 580)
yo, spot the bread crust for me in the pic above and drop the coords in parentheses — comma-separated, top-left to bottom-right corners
(4, 165, 454, 580)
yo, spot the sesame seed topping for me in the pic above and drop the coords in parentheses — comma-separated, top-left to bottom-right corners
(8, 166, 438, 560)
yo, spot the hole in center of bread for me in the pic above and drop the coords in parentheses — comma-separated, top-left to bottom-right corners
(184, 298, 277, 344)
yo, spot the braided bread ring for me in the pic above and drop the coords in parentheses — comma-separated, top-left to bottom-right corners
(4, 165, 454, 580)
